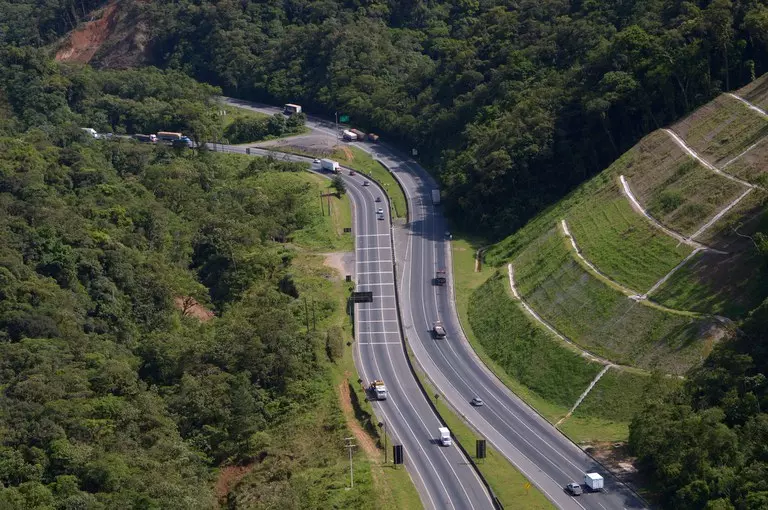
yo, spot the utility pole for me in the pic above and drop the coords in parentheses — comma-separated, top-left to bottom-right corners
(344, 437, 356, 488)
(335, 111, 339, 140)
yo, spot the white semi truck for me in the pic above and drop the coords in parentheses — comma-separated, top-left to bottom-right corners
(321, 159, 340, 173)
(369, 380, 388, 400)
(431, 189, 441, 205)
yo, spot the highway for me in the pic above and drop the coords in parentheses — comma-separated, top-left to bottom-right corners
(219, 98, 648, 510)
(209, 143, 494, 510)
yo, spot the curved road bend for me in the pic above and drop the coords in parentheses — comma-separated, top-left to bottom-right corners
(219, 98, 647, 510)
(212, 144, 494, 510)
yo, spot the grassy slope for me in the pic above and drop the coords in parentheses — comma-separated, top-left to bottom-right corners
(672, 93, 768, 167)
(292, 172, 354, 252)
(566, 181, 692, 292)
(618, 131, 746, 237)
(513, 228, 710, 373)
(561, 370, 682, 443)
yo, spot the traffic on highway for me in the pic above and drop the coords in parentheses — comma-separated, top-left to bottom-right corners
(213, 98, 648, 510)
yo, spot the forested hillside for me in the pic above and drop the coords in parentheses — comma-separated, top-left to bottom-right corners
(0, 47, 390, 508)
(6, 0, 768, 237)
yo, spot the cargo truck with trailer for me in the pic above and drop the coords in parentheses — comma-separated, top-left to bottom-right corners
(320, 159, 340, 173)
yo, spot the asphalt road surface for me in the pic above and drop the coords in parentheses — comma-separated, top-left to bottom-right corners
(218, 98, 648, 510)
(209, 143, 494, 510)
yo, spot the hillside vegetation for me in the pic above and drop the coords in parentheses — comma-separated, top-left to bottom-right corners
(5, 0, 768, 239)
(467, 76, 768, 456)
(0, 48, 408, 509)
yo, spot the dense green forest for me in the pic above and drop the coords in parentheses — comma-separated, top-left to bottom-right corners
(0, 46, 377, 508)
(5, 0, 764, 238)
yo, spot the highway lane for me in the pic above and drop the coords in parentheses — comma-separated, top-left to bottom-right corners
(216, 98, 647, 509)
(208, 143, 494, 510)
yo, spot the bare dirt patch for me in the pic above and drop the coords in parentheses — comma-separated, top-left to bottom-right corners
(323, 252, 354, 278)
(215, 464, 255, 503)
(338, 374, 379, 459)
(583, 442, 645, 489)
(174, 296, 215, 322)
(55, 2, 119, 64)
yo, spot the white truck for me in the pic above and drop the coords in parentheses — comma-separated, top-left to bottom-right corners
(431, 189, 441, 205)
(284, 103, 302, 115)
(369, 380, 388, 400)
(321, 159, 340, 173)
(438, 427, 451, 446)
(342, 129, 357, 141)
(432, 321, 446, 339)
(584, 473, 604, 492)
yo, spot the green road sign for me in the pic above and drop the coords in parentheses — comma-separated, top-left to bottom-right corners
(339, 115, 350, 123)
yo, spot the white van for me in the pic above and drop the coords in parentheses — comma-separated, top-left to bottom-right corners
(438, 427, 451, 446)
(81, 127, 98, 138)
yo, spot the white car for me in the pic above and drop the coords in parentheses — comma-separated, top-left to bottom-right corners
(377, 208, 384, 214)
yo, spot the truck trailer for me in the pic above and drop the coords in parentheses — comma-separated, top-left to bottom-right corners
(431, 189, 441, 205)
(438, 427, 451, 446)
(584, 473, 604, 492)
(369, 380, 388, 400)
(320, 159, 340, 173)
(157, 131, 184, 141)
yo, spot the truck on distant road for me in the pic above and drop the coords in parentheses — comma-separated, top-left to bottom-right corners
(369, 380, 388, 400)
(431, 189, 441, 205)
(133, 134, 157, 143)
(351, 128, 366, 141)
(342, 130, 357, 141)
(321, 159, 340, 173)
(584, 473, 604, 492)
(432, 321, 446, 339)
(438, 427, 452, 446)
(434, 270, 447, 286)
(157, 131, 184, 141)
(284, 103, 302, 115)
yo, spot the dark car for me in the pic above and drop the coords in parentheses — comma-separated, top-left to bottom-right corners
(566, 482, 583, 496)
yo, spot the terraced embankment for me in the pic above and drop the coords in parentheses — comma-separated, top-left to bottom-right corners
(466, 74, 768, 443)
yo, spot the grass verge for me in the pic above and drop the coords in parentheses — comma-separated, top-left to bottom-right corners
(292, 172, 354, 252)
(264, 144, 407, 219)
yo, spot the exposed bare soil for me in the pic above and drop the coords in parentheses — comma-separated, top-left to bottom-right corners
(323, 252, 354, 278)
(173, 296, 215, 322)
(337, 374, 379, 458)
(215, 464, 255, 504)
(583, 442, 644, 489)
(55, 2, 119, 64)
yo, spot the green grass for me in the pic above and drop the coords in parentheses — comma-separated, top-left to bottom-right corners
(561, 370, 681, 443)
(406, 345, 554, 510)
(652, 249, 768, 319)
(672, 94, 768, 167)
(721, 141, 768, 187)
(269, 145, 407, 219)
(567, 181, 692, 292)
(513, 228, 713, 373)
(469, 272, 603, 410)
(219, 104, 269, 128)
(737, 73, 768, 110)
(292, 172, 354, 252)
